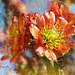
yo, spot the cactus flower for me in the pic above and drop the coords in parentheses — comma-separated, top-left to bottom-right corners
(30, 2, 75, 61)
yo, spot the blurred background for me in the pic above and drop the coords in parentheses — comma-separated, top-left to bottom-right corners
(0, 0, 75, 75)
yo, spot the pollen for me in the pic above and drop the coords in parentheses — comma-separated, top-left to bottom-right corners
(16, 31, 18, 33)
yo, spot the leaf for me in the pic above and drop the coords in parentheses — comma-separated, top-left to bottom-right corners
(55, 0, 75, 4)
(36, 59, 47, 75)
(59, 69, 64, 75)
(42, 57, 59, 75)
(71, 0, 75, 4)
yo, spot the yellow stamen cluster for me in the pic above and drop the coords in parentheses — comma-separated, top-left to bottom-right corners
(41, 22, 66, 51)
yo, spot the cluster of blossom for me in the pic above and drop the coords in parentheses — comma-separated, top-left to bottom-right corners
(1, 2, 75, 63)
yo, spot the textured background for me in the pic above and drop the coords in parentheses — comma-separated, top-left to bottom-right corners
(0, 0, 75, 75)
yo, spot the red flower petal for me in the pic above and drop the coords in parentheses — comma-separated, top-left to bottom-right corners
(37, 15, 45, 29)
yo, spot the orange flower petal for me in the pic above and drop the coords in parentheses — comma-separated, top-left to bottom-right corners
(53, 49, 62, 58)
(57, 17, 68, 28)
(44, 11, 50, 23)
(1, 55, 9, 61)
(34, 45, 45, 56)
(18, 15, 25, 36)
(30, 24, 40, 39)
(60, 4, 69, 18)
(45, 50, 57, 61)
(64, 24, 75, 35)
(49, 11, 55, 25)
(44, 11, 55, 25)
(58, 45, 70, 55)
(39, 35, 44, 44)
(50, 2, 60, 16)
(66, 39, 75, 47)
